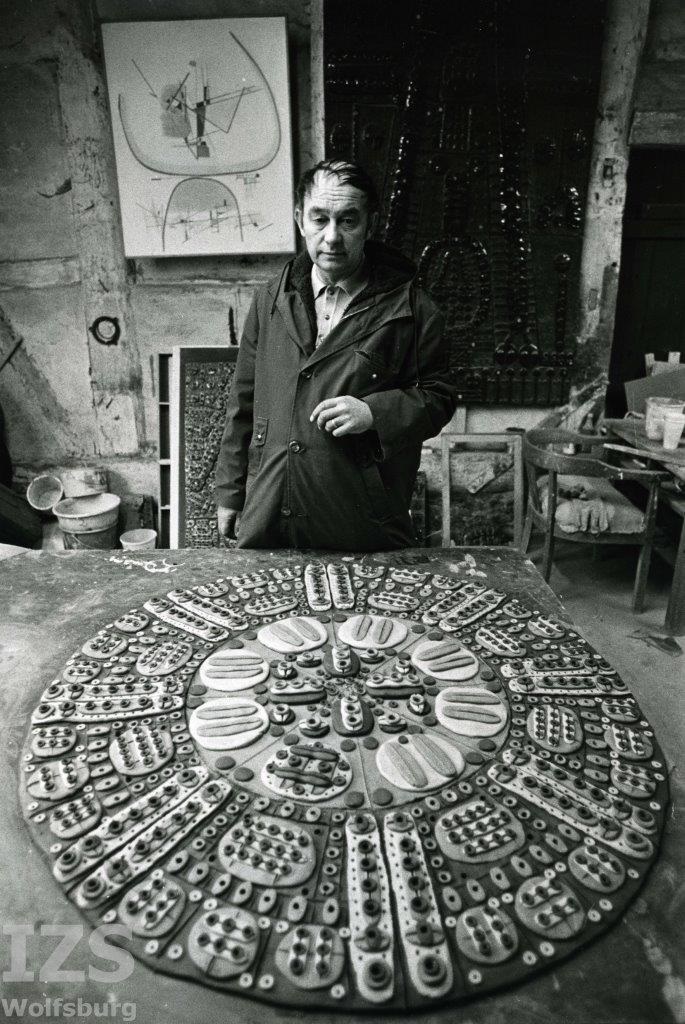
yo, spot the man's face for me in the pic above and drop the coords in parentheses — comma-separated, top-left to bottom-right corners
(295, 172, 375, 283)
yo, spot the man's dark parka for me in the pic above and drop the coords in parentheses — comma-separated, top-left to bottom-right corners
(215, 240, 456, 550)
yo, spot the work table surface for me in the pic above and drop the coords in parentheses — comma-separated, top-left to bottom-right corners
(605, 416, 685, 469)
(0, 547, 681, 1024)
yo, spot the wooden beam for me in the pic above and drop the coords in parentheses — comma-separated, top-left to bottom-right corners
(579, 0, 652, 365)
(310, 0, 325, 162)
(54, 2, 147, 456)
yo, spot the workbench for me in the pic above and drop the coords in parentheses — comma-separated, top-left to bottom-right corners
(605, 417, 685, 634)
(0, 547, 680, 1024)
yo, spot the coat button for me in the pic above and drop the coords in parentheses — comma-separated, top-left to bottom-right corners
(300, 369, 312, 380)
(281, 508, 292, 517)
(288, 440, 304, 454)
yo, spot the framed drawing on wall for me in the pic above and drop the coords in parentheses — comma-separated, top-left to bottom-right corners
(101, 18, 296, 257)
(169, 345, 237, 548)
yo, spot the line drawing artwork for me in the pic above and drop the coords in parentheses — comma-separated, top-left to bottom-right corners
(102, 19, 295, 257)
(162, 178, 244, 251)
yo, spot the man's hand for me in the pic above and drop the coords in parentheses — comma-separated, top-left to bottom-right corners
(217, 507, 241, 544)
(310, 396, 374, 436)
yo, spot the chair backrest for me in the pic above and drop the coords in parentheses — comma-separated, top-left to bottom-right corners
(524, 428, 670, 482)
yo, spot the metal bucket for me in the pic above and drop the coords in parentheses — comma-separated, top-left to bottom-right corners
(61, 524, 118, 550)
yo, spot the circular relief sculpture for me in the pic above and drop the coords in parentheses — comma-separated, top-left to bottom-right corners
(20, 559, 668, 1010)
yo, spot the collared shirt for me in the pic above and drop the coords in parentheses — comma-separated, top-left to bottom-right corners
(311, 261, 368, 348)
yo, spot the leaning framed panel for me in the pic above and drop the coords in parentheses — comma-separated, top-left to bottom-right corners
(101, 18, 296, 256)
(169, 345, 237, 548)
(441, 432, 524, 548)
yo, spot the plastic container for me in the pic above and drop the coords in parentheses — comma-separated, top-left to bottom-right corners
(26, 474, 63, 512)
(62, 525, 118, 550)
(662, 409, 685, 451)
(645, 396, 685, 440)
(53, 493, 121, 533)
(60, 467, 107, 498)
(120, 528, 157, 551)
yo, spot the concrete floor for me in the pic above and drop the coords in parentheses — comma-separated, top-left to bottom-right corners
(526, 540, 685, 1023)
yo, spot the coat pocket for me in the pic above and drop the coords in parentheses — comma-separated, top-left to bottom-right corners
(354, 347, 398, 384)
(357, 456, 393, 523)
(353, 316, 412, 377)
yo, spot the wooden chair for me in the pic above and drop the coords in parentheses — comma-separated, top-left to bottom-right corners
(521, 428, 669, 612)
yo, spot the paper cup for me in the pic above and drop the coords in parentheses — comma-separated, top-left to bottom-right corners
(662, 410, 685, 451)
(645, 396, 684, 440)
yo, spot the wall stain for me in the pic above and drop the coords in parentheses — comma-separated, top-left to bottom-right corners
(37, 177, 72, 198)
(0, 305, 80, 439)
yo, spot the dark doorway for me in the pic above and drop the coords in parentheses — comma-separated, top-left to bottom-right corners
(606, 147, 685, 415)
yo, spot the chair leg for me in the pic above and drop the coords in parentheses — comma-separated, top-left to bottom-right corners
(542, 526, 555, 582)
(541, 470, 558, 582)
(520, 505, 534, 553)
(632, 542, 652, 613)
(632, 481, 660, 614)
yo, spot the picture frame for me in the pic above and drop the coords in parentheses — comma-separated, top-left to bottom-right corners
(101, 17, 296, 257)
(440, 432, 524, 549)
(169, 345, 238, 548)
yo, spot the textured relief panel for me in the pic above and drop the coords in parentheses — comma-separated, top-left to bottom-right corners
(21, 556, 667, 1010)
(324, 0, 605, 405)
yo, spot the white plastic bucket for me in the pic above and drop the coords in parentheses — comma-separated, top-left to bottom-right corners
(26, 474, 63, 511)
(53, 493, 120, 533)
(120, 528, 157, 551)
(60, 467, 107, 498)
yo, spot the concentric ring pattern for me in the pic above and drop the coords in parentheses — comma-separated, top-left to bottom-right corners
(20, 559, 667, 1010)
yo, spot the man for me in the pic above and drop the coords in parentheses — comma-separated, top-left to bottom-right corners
(215, 158, 456, 550)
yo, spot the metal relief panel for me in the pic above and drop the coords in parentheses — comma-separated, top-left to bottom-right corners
(170, 346, 237, 548)
(323, 0, 605, 405)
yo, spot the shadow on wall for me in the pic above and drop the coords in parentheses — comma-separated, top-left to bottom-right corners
(0, 401, 11, 486)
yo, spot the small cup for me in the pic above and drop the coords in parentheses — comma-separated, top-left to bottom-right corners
(120, 528, 157, 551)
(662, 410, 685, 451)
